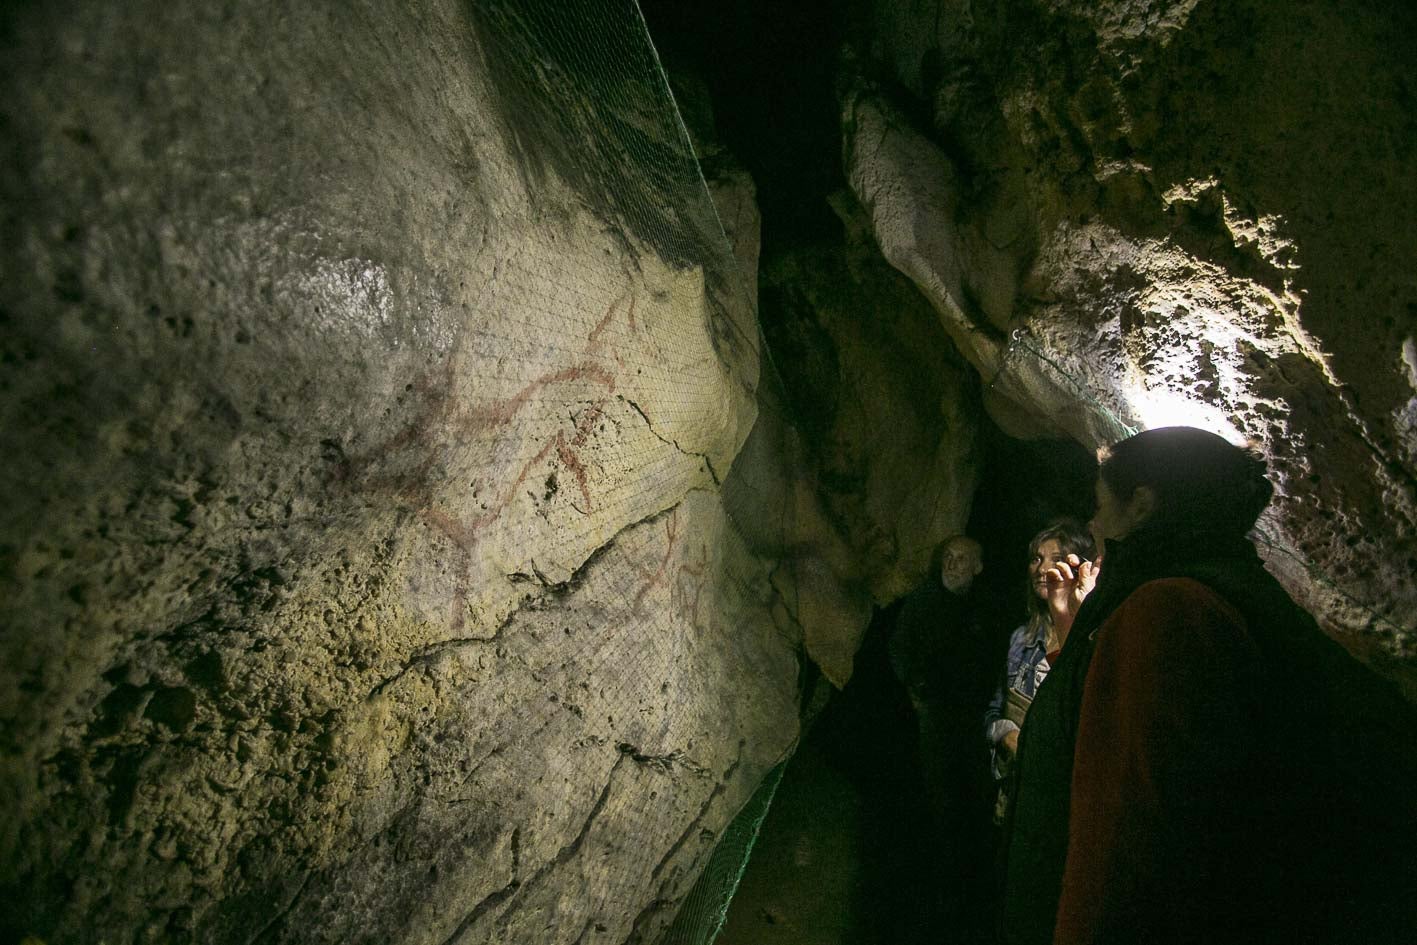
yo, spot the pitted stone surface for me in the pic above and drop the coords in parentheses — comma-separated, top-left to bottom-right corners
(847, 0, 1417, 687)
(0, 2, 795, 942)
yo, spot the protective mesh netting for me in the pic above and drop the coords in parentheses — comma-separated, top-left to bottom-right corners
(468, 1, 800, 940)
(462, 0, 1410, 939)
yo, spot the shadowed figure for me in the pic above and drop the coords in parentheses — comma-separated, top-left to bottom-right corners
(889, 536, 997, 942)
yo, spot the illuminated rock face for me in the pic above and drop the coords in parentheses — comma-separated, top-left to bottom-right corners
(0, 3, 797, 942)
(848, 0, 1417, 687)
(756, 194, 980, 684)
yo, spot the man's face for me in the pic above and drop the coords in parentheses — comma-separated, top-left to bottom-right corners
(940, 540, 982, 594)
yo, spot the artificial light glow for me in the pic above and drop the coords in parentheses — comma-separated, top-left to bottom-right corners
(1124, 385, 1244, 443)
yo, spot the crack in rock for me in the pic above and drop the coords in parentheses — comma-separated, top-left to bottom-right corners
(484, 753, 629, 938)
(365, 632, 504, 700)
(618, 394, 722, 486)
(437, 837, 521, 945)
(247, 869, 313, 945)
(625, 742, 746, 944)
(649, 741, 743, 884)
(616, 741, 710, 777)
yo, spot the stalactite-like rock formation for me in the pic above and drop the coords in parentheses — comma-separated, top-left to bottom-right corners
(847, 0, 1417, 689)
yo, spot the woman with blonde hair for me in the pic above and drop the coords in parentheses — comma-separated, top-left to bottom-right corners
(983, 518, 1095, 820)
(1001, 426, 1417, 945)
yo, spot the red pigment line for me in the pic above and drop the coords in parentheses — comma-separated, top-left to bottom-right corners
(558, 399, 608, 510)
(399, 315, 632, 623)
(586, 295, 622, 350)
(668, 534, 708, 625)
(428, 395, 609, 549)
(459, 364, 617, 431)
(556, 433, 593, 511)
(444, 289, 631, 435)
(343, 351, 461, 490)
(686, 542, 709, 626)
(676, 566, 706, 627)
(449, 585, 468, 631)
(420, 506, 482, 631)
(571, 401, 604, 446)
(632, 510, 681, 610)
(629, 562, 657, 584)
(420, 435, 561, 626)
(502, 435, 562, 517)
(423, 507, 474, 548)
(422, 428, 560, 551)
(587, 290, 638, 352)
(685, 570, 707, 628)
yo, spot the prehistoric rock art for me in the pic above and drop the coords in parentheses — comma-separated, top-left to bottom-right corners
(0, 2, 800, 942)
(846, 0, 1417, 689)
(667, 59, 984, 690)
(19, 0, 1410, 939)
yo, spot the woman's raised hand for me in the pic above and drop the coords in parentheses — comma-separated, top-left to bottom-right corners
(1045, 553, 1099, 640)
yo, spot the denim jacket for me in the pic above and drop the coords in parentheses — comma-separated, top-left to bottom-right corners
(984, 623, 1051, 779)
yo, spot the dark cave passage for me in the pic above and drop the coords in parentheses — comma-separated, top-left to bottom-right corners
(640, 0, 853, 255)
(718, 637, 945, 945)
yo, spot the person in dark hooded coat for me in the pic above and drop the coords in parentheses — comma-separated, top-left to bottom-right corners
(1000, 426, 1417, 945)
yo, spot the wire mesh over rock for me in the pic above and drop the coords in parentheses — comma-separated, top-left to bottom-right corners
(0, 2, 810, 942)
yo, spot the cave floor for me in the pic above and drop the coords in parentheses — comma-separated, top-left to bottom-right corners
(718, 620, 998, 945)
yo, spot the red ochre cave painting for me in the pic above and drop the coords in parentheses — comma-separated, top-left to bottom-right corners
(672, 538, 711, 629)
(344, 289, 666, 630)
(628, 514, 711, 632)
(630, 511, 680, 612)
(438, 291, 636, 524)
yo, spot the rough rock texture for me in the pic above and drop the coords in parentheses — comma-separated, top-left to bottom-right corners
(847, 0, 1417, 689)
(0, 2, 800, 942)
(669, 62, 982, 687)
(757, 193, 980, 683)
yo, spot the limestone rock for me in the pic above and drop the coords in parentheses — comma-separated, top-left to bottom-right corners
(753, 192, 980, 684)
(846, 0, 1417, 689)
(0, 1, 796, 942)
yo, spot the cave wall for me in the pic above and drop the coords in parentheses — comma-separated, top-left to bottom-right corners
(846, 0, 1417, 687)
(756, 192, 980, 683)
(0, 2, 807, 942)
(666, 59, 984, 688)
(15, 0, 1404, 937)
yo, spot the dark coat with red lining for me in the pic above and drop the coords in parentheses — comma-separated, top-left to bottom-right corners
(1000, 526, 1417, 945)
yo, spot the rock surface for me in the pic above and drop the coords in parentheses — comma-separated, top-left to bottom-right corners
(847, 0, 1417, 689)
(668, 60, 983, 688)
(19, 0, 1403, 938)
(0, 2, 799, 942)
(757, 193, 980, 683)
